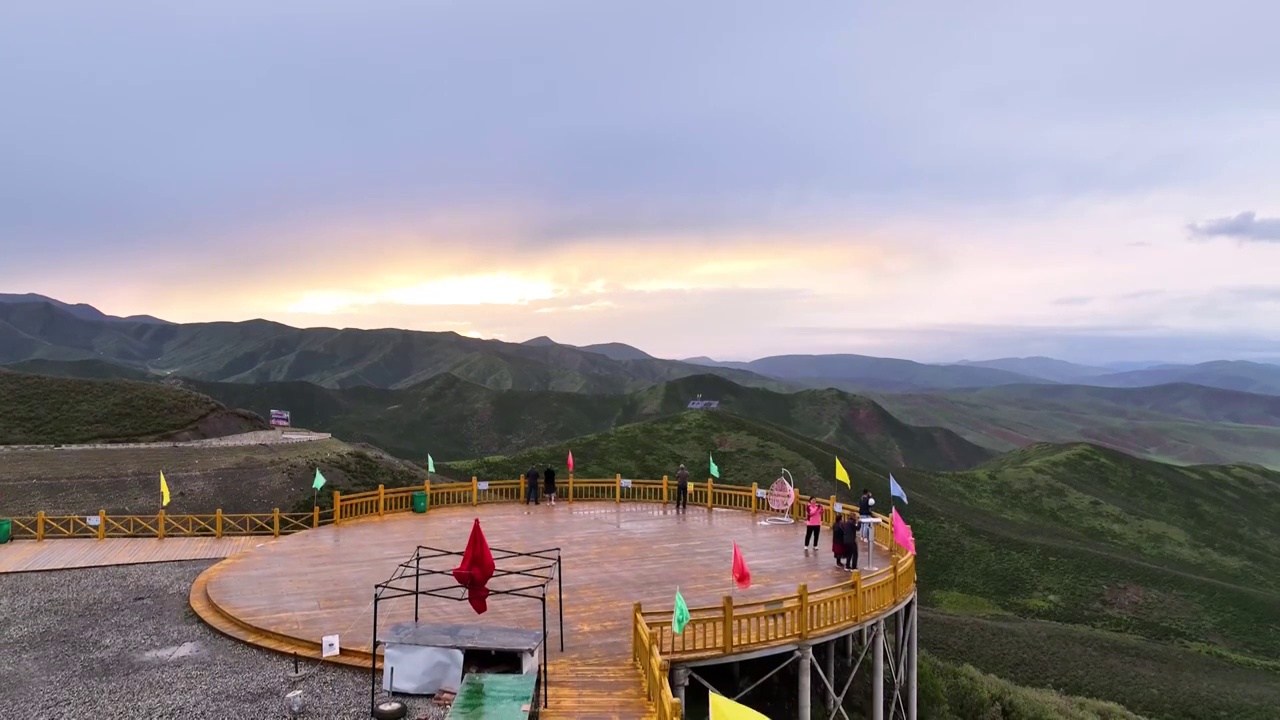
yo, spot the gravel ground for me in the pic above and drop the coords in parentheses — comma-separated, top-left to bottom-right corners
(0, 561, 432, 719)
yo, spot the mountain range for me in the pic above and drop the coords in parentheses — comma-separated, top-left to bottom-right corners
(4, 294, 1280, 395)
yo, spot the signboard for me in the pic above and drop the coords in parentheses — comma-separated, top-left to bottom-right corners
(477, 481, 490, 491)
(270, 409, 292, 427)
(687, 400, 720, 410)
(833, 502, 844, 514)
(755, 488, 767, 498)
(322, 634, 340, 658)
(621, 479, 632, 488)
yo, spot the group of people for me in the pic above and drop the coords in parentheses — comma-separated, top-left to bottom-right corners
(802, 488, 876, 572)
(523, 465, 558, 505)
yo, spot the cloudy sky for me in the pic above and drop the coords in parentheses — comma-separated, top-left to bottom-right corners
(3, 1, 1279, 363)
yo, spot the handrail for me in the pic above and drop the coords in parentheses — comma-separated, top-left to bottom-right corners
(5, 475, 914, 720)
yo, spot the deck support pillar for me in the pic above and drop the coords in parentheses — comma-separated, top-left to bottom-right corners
(871, 620, 884, 720)
(672, 665, 689, 717)
(846, 631, 854, 662)
(797, 643, 812, 720)
(907, 599, 918, 720)
(825, 639, 836, 713)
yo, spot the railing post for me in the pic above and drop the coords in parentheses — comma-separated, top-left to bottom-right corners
(424, 478, 431, 511)
(632, 602, 642, 658)
(377, 484, 385, 516)
(312, 505, 320, 528)
(751, 482, 758, 514)
(829, 494, 837, 523)
(798, 583, 809, 640)
(853, 571, 864, 622)
(273, 508, 281, 537)
(893, 552, 901, 599)
(333, 491, 342, 525)
(707, 479, 713, 509)
(216, 509, 223, 538)
(519, 474, 526, 502)
(568, 473, 574, 503)
(662, 475, 669, 505)
(472, 476, 479, 506)
(36, 511, 44, 541)
(722, 595, 734, 653)
(97, 510, 106, 540)
(616, 473, 622, 503)
(157, 509, 165, 539)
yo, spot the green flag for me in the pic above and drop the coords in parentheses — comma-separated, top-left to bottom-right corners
(427, 454, 435, 473)
(672, 588, 690, 635)
(312, 468, 326, 490)
(709, 453, 720, 479)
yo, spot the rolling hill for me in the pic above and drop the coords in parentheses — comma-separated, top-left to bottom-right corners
(1084, 360, 1280, 396)
(0, 298, 787, 393)
(953, 356, 1114, 382)
(0, 370, 267, 445)
(176, 372, 993, 471)
(455, 416, 1280, 719)
(871, 382, 1280, 468)
(687, 353, 1047, 391)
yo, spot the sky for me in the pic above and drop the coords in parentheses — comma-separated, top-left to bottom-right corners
(3, 1, 1280, 364)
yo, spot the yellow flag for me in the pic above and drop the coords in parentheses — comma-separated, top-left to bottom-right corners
(709, 693, 769, 720)
(160, 472, 171, 507)
(835, 457, 851, 487)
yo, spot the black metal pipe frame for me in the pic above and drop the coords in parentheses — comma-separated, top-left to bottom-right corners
(368, 544, 564, 717)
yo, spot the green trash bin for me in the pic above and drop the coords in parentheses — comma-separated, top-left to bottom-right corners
(0, 519, 11, 544)
(411, 491, 428, 514)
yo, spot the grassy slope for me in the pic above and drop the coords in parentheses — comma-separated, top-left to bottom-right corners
(0, 438, 425, 516)
(872, 383, 1280, 468)
(454, 416, 1280, 720)
(0, 371, 266, 445)
(184, 373, 993, 470)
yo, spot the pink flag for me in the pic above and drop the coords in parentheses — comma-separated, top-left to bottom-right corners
(567, 450, 574, 473)
(891, 508, 916, 555)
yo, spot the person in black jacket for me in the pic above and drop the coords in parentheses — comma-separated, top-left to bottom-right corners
(524, 466, 540, 505)
(674, 464, 690, 512)
(543, 465, 557, 505)
(858, 488, 875, 543)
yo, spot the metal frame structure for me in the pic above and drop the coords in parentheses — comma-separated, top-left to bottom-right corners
(672, 593, 918, 720)
(368, 544, 564, 716)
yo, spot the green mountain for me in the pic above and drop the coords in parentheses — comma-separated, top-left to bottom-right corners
(179, 372, 993, 471)
(457, 416, 1280, 720)
(872, 382, 1280, 467)
(0, 370, 267, 445)
(0, 299, 788, 393)
(954, 356, 1114, 382)
(688, 353, 1048, 391)
(1086, 360, 1280, 396)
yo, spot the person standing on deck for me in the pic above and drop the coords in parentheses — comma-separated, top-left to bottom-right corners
(674, 463, 689, 512)
(831, 514, 849, 568)
(803, 497, 822, 551)
(543, 464, 557, 505)
(841, 512, 860, 571)
(858, 488, 875, 542)
(525, 466, 541, 505)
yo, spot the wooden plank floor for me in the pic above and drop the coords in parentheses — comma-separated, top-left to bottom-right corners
(197, 502, 889, 718)
(0, 536, 267, 573)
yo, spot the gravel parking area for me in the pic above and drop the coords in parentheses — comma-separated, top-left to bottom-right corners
(0, 560, 430, 719)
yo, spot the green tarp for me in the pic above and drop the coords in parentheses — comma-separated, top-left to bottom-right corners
(447, 672, 538, 719)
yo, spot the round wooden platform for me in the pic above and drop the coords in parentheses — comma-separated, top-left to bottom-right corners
(191, 501, 889, 718)
(200, 502, 884, 657)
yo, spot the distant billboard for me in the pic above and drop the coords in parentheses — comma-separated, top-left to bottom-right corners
(270, 409, 292, 427)
(687, 400, 719, 410)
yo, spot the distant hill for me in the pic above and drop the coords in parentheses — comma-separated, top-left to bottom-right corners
(872, 382, 1280, 468)
(179, 372, 991, 471)
(0, 370, 267, 445)
(0, 299, 786, 393)
(693, 353, 1048, 391)
(577, 342, 654, 361)
(460, 419, 1280, 719)
(0, 293, 170, 324)
(954, 356, 1113, 382)
(1085, 360, 1280, 396)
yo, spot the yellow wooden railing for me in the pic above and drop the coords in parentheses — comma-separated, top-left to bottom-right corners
(5, 475, 915, 720)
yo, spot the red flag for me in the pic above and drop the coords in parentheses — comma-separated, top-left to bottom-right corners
(567, 450, 574, 473)
(731, 541, 752, 590)
(452, 519, 496, 613)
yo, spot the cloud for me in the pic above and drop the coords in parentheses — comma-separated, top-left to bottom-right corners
(1186, 211, 1280, 243)
(1052, 296, 1094, 306)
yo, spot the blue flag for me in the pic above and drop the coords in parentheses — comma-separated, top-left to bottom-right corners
(889, 474, 908, 504)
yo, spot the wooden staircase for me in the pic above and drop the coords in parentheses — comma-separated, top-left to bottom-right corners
(540, 658, 658, 719)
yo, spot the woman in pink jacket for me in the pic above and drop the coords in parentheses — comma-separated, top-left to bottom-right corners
(803, 498, 822, 550)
